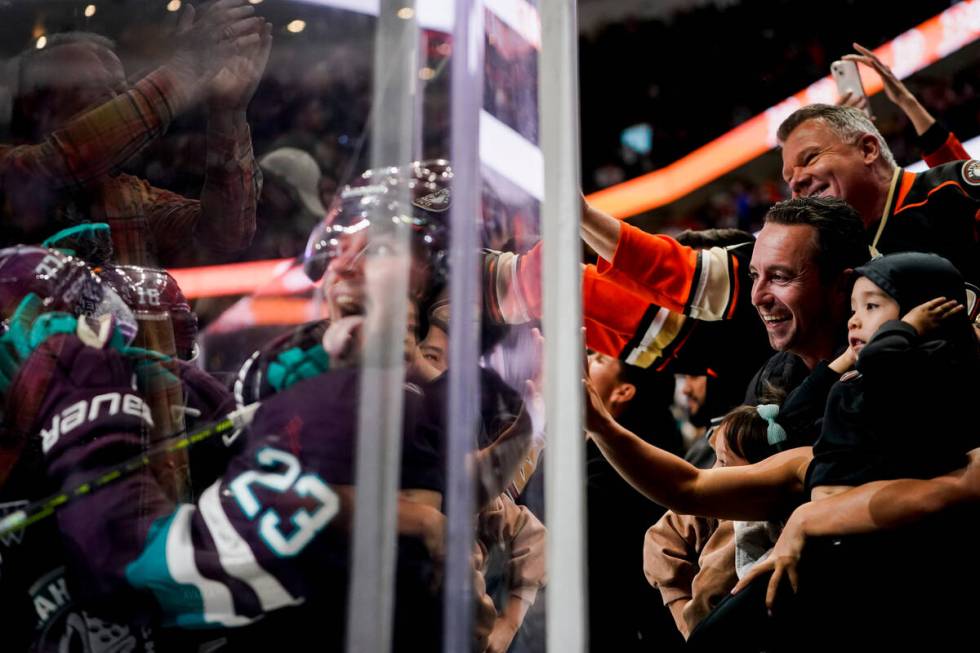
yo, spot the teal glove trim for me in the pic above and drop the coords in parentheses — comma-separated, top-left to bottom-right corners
(6, 293, 45, 358)
(28, 313, 79, 350)
(267, 345, 330, 391)
(0, 293, 139, 393)
(41, 223, 111, 253)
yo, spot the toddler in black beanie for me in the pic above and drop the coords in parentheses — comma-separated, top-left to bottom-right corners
(806, 252, 980, 495)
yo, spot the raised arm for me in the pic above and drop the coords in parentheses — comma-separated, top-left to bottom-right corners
(842, 43, 969, 165)
(196, 19, 273, 257)
(0, 1, 263, 194)
(580, 192, 622, 261)
(842, 42, 933, 135)
(147, 10, 272, 262)
(0, 68, 196, 193)
(487, 209, 744, 331)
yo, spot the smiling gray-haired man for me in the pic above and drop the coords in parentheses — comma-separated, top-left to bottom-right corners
(777, 103, 979, 283)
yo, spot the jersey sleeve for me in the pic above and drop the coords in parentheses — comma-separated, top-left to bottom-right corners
(594, 223, 744, 321)
(0, 67, 191, 192)
(483, 232, 758, 375)
(19, 337, 337, 629)
(918, 122, 971, 168)
(38, 344, 455, 632)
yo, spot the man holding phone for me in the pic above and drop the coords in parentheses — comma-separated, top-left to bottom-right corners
(777, 102, 979, 284)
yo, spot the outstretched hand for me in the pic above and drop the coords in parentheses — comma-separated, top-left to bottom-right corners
(901, 297, 964, 336)
(208, 19, 273, 112)
(172, 1, 265, 83)
(841, 42, 940, 136)
(579, 192, 620, 261)
(730, 512, 807, 613)
(836, 89, 870, 114)
(582, 371, 614, 436)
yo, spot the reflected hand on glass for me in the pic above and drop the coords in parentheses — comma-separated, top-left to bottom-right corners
(473, 561, 497, 653)
(486, 615, 520, 653)
(171, 0, 264, 83)
(399, 499, 445, 562)
(473, 400, 534, 508)
(208, 20, 273, 112)
(524, 379, 546, 450)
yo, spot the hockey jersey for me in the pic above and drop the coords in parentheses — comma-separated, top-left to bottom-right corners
(870, 159, 980, 285)
(6, 334, 444, 638)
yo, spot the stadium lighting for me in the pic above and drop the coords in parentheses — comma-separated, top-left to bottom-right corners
(167, 1, 980, 301)
(589, 0, 980, 218)
(84, 4, 96, 17)
(166, 0, 181, 12)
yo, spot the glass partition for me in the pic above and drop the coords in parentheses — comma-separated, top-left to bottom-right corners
(0, 1, 577, 650)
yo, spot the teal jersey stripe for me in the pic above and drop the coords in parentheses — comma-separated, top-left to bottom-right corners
(125, 510, 209, 629)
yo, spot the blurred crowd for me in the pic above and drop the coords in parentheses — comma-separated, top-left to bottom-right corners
(579, 0, 974, 189)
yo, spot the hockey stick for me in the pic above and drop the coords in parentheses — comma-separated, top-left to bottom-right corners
(0, 402, 260, 538)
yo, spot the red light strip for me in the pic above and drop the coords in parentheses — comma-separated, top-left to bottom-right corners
(169, 258, 293, 298)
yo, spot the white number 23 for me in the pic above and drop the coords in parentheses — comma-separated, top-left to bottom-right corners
(228, 447, 339, 557)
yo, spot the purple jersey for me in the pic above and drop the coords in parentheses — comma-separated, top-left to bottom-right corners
(13, 334, 442, 632)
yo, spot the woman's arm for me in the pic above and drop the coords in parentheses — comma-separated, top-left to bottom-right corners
(585, 377, 811, 520)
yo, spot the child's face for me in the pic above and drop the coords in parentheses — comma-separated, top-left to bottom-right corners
(588, 352, 625, 411)
(847, 276, 900, 356)
(708, 423, 749, 468)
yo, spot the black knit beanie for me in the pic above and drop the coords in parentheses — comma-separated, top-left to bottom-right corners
(855, 252, 966, 315)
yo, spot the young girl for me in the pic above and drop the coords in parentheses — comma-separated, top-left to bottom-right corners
(643, 404, 774, 639)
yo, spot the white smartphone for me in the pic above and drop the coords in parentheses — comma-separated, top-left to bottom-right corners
(831, 60, 871, 116)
